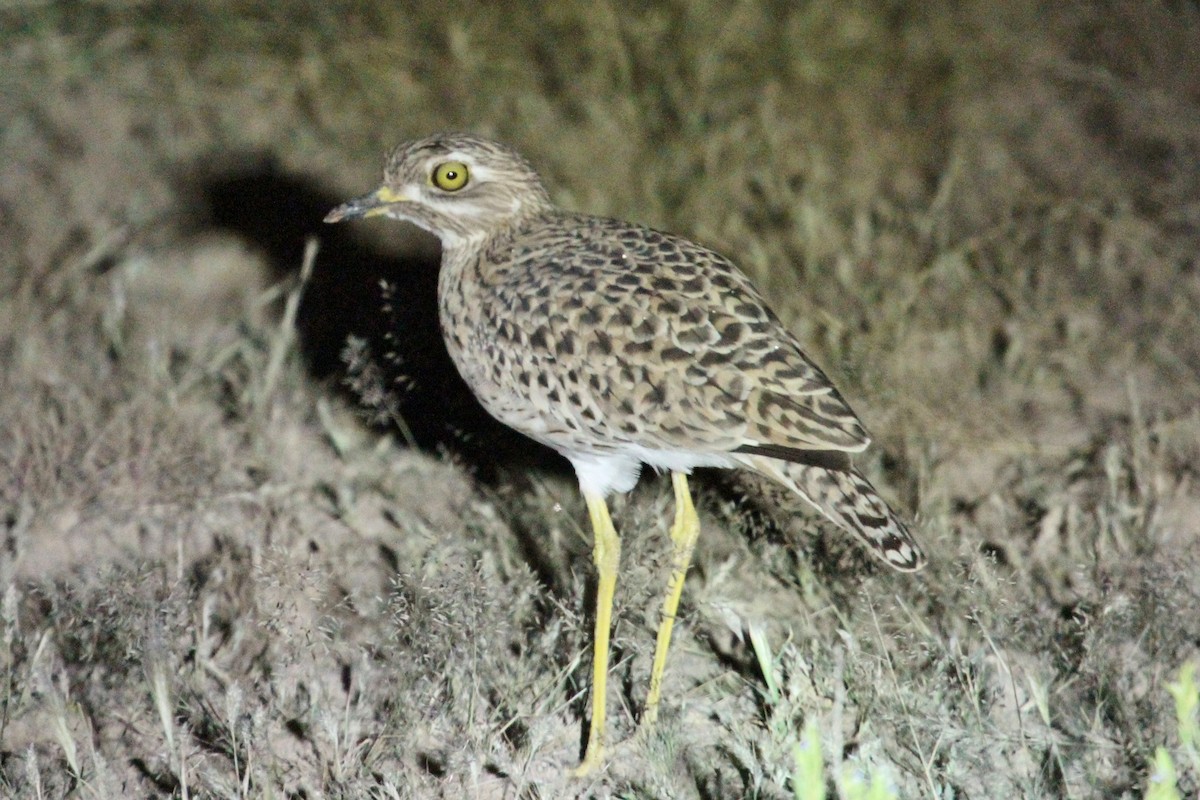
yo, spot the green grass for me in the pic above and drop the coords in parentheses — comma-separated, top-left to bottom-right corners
(1148, 663, 1200, 800)
(2, 0, 1199, 797)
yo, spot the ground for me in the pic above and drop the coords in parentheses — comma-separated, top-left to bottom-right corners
(2, 2, 1199, 798)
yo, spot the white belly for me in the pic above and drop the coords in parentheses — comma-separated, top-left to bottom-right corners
(568, 447, 735, 498)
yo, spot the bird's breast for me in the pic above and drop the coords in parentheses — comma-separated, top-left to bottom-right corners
(437, 248, 572, 441)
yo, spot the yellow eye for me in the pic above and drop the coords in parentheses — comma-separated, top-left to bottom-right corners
(432, 161, 469, 191)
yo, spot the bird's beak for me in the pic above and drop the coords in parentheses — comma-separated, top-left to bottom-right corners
(323, 186, 408, 223)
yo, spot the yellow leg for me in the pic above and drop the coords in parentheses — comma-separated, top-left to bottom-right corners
(573, 491, 621, 777)
(643, 471, 701, 728)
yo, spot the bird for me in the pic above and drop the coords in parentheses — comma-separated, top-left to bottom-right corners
(324, 132, 924, 775)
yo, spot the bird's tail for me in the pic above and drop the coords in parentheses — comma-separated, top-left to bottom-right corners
(734, 454, 925, 571)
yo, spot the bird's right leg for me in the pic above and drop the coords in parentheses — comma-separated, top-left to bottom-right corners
(642, 471, 701, 728)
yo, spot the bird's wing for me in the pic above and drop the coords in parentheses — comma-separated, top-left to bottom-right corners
(501, 214, 871, 459)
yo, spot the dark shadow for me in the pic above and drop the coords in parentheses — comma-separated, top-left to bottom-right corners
(193, 154, 571, 487)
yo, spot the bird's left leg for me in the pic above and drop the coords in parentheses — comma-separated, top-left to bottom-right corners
(643, 471, 701, 727)
(573, 490, 621, 776)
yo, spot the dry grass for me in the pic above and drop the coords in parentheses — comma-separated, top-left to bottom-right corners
(2, 1, 1199, 797)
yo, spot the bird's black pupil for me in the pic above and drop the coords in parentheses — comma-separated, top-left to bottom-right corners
(445, 169, 458, 180)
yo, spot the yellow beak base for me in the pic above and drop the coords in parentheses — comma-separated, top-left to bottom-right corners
(324, 186, 407, 223)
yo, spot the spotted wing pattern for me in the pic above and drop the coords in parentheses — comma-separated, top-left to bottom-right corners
(456, 213, 869, 459)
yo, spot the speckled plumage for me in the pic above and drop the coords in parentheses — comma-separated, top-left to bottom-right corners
(326, 132, 924, 772)
(329, 132, 922, 570)
(442, 212, 867, 460)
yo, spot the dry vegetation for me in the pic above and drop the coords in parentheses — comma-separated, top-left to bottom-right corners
(2, 1, 1199, 798)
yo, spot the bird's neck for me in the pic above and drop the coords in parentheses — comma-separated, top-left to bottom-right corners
(436, 223, 511, 331)
(435, 225, 520, 392)
(438, 208, 549, 283)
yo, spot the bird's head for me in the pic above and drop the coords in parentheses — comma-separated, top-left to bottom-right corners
(324, 132, 552, 245)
